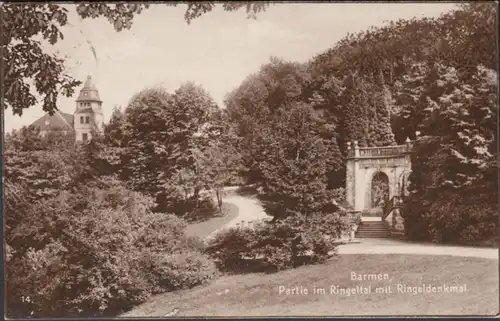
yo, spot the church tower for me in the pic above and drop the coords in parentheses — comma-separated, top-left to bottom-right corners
(74, 75, 104, 141)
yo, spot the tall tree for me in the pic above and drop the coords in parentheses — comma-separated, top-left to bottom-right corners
(103, 105, 127, 147)
(341, 72, 370, 147)
(403, 64, 498, 244)
(171, 82, 219, 170)
(391, 61, 430, 143)
(420, 64, 497, 190)
(225, 57, 315, 183)
(4, 127, 77, 201)
(258, 102, 342, 221)
(368, 71, 396, 146)
(120, 84, 218, 212)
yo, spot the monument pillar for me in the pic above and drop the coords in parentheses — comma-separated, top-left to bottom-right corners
(352, 141, 364, 211)
(345, 142, 355, 209)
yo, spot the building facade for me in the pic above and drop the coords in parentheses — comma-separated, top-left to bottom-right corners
(30, 75, 104, 141)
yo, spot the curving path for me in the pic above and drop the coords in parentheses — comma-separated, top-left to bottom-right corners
(206, 187, 271, 239)
(208, 187, 498, 260)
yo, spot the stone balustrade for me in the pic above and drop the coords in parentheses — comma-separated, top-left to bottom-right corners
(346, 139, 413, 159)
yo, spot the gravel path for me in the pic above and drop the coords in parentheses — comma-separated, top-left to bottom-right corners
(338, 238, 498, 260)
(206, 188, 271, 239)
(207, 187, 498, 260)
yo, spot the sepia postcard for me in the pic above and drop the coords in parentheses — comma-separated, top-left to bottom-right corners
(2, 1, 498, 318)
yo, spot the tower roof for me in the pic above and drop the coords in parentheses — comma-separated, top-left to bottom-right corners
(76, 75, 102, 102)
(31, 111, 74, 132)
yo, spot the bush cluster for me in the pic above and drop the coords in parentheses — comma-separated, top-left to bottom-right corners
(5, 180, 217, 318)
(205, 211, 351, 273)
(402, 188, 498, 245)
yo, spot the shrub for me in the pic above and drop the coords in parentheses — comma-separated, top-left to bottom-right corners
(432, 192, 497, 245)
(205, 211, 349, 273)
(247, 219, 299, 271)
(205, 226, 257, 270)
(183, 198, 220, 223)
(152, 252, 218, 292)
(154, 183, 219, 223)
(5, 181, 215, 318)
(402, 187, 498, 245)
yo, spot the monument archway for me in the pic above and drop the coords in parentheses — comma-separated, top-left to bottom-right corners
(345, 140, 413, 212)
(369, 171, 390, 209)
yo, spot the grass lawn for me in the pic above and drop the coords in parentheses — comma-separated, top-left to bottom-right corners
(122, 254, 498, 317)
(184, 202, 239, 239)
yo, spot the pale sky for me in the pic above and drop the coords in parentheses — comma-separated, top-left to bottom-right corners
(4, 2, 458, 133)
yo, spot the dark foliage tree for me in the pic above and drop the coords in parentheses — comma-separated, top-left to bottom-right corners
(225, 57, 324, 184)
(403, 64, 498, 244)
(118, 84, 219, 214)
(257, 102, 342, 221)
(4, 127, 77, 202)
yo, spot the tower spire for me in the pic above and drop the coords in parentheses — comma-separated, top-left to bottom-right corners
(76, 75, 101, 102)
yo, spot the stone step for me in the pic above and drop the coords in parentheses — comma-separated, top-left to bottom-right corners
(358, 226, 387, 229)
(356, 222, 390, 238)
(356, 236, 390, 239)
(356, 234, 390, 238)
(357, 231, 389, 234)
(358, 226, 387, 230)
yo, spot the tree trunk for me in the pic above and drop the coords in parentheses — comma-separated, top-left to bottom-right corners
(291, 234, 302, 267)
(215, 188, 223, 212)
